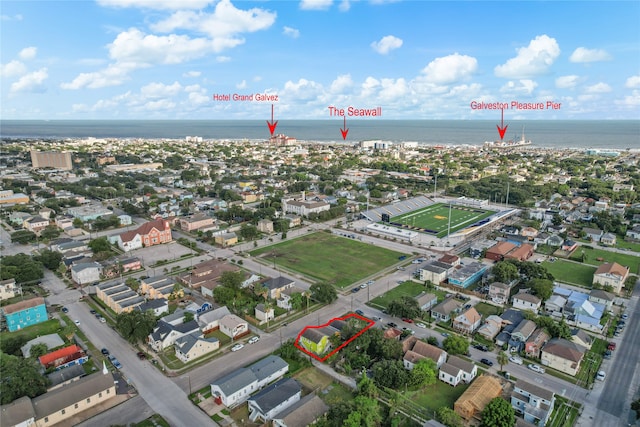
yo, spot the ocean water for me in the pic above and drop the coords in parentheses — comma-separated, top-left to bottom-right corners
(1, 120, 639, 150)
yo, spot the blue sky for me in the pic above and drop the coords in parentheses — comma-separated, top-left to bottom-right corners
(1, 0, 639, 120)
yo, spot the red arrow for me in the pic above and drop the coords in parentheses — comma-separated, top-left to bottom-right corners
(340, 116, 349, 140)
(496, 107, 508, 140)
(266, 104, 278, 135)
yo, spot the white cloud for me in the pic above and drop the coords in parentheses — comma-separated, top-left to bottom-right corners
(216, 56, 231, 63)
(585, 82, 612, 93)
(183, 71, 201, 77)
(338, 0, 351, 12)
(109, 29, 216, 64)
(19, 47, 37, 60)
(188, 90, 210, 106)
(556, 75, 580, 89)
(283, 26, 300, 39)
(616, 90, 640, 107)
(10, 68, 48, 93)
(500, 79, 538, 95)
(97, 0, 211, 10)
(420, 53, 478, 85)
(330, 74, 353, 93)
(1, 14, 23, 21)
(283, 78, 324, 100)
(569, 47, 612, 63)
(236, 80, 248, 89)
(625, 75, 640, 89)
(150, 1, 276, 40)
(378, 78, 408, 100)
(299, 0, 333, 10)
(494, 35, 560, 78)
(370, 35, 403, 55)
(61, 63, 135, 89)
(140, 81, 182, 98)
(1, 60, 27, 78)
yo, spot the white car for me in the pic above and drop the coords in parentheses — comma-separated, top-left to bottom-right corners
(360, 283, 368, 289)
(248, 336, 260, 344)
(416, 323, 426, 329)
(509, 356, 523, 365)
(74, 320, 80, 325)
(596, 370, 606, 381)
(528, 363, 545, 374)
(231, 344, 244, 352)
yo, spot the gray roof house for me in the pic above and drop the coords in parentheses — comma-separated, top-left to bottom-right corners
(248, 378, 302, 423)
(430, 296, 462, 322)
(147, 320, 201, 351)
(272, 394, 329, 427)
(511, 379, 555, 426)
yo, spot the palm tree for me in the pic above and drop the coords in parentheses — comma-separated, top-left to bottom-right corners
(497, 351, 509, 372)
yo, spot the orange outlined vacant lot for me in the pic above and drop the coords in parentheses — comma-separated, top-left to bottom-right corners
(294, 313, 375, 362)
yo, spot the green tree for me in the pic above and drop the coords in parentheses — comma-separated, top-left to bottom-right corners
(529, 278, 554, 301)
(357, 373, 379, 399)
(10, 230, 37, 244)
(497, 351, 509, 372)
(437, 407, 464, 427)
(481, 397, 515, 427)
(213, 286, 236, 306)
(0, 352, 50, 404)
(40, 225, 61, 240)
(183, 312, 195, 323)
(35, 249, 63, 270)
(372, 359, 408, 389)
(0, 335, 28, 356)
(0, 254, 44, 284)
(219, 270, 244, 290)
(631, 398, 640, 419)
(491, 261, 519, 283)
(353, 395, 382, 427)
(427, 336, 439, 346)
(387, 296, 421, 319)
(240, 223, 259, 241)
(409, 357, 437, 387)
(309, 282, 337, 304)
(116, 310, 156, 344)
(29, 343, 48, 359)
(442, 335, 469, 356)
(88, 236, 111, 253)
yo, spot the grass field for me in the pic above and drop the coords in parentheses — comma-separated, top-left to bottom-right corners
(569, 246, 640, 274)
(249, 232, 406, 288)
(543, 259, 597, 288)
(388, 203, 495, 238)
(367, 281, 429, 310)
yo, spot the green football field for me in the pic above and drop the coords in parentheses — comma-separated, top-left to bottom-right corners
(387, 203, 495, 238)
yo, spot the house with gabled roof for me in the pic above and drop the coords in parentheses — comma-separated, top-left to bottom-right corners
(477, 315, 503, 341)
(508, 319, 537, 352)
(148, 319, 201, 351)
(219, 314, 249, 339)
(70, 261, 102, 285)
(588, 289, 615, 310)
(431, 296, 462, 323)
(247, 377, 302, 423)
(541, 338, 586, 376)
(452, 307, 482, 334)
(512, 292, 542, 314)
(570, 328, 593, 350)
(488, 282, 511, 304)
(261, 276, 295, 300)
(174, 333, 219, 363)
(2, 297, 48, 332)
(272, 393, 329, 427)
(210, 355, 288, 407)
(198, 306, 231, 333)
(525, 328, 550, 359)
(115, 218, 172, 252)
(439, 355, 477, 387)
(592, 262, 629, 294)
(511, 379, 555, 426)
(38, 344, 88, 370)
(403, 337, 447, 370)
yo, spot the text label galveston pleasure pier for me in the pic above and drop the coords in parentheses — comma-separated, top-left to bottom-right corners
(470, 100, 562, 110)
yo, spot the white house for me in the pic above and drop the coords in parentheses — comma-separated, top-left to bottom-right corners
(247, 378, 302, 423)
(0, 279, 18, 300)
(174, 333, 219, 363)
(511, 379, 555, 426)
(70, 262, 102, 285)
(148, 320, 201, 351)
(219, 314, 249, 339)
(439, 355, 478, 387)
(198, 306, 231, 334)
(512, 292, 542, 314)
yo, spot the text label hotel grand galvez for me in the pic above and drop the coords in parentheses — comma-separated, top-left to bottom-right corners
(212, 93, 279, 101)
(328, 106, 382, 116)
(470, 100, 562, 110)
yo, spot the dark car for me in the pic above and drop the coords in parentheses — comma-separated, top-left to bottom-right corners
(137, 351, 146, 360)
(387, 322, 398, 328)
(101, 348, 109, 355)
(61, 307, 69, 313)
(355, 309, 365, 316)
(351, 287, 360, 293)
(603, 350, 612, 359)
(608, 342, 617, 351)
(480, 358, 493, 367)
(90, 309, 97, 315)
(474, 344, 489, 352)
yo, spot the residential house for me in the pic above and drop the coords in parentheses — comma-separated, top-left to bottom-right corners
(136, 298, 169, 317)
(277, 286, 304, 311)
(416, 293, 438, 312)
(178, 258, 240, 293)
(454, 375, 503, 422)
(46, 364, 86, 391)
(38, 345, 88, 370)
(257, 219, 274, 234)
(544, 294, 567, 318)
(439, 254, 461, 266)
(247, 378, 302, 423)
(488, 282, 511, 304)
(271, 394, 329, 427)
(148, 320, 201, 351)
(21, 334, 65, 358)
(116, 218, 172, 252)
(261, 277, 295, 300)
(214, 232, 238, 247)
(299, 328, 330, 356)
(485, 242, 517, 262)
(210, 355, 288, 407)
(525, 328, 550, 359)
(255, 303, 275, 323)
(0, 372, 116, 427)
(511, 379, 555, 427)
(561, 240, 578, 252)
(282, 197, 330, 217)
(570, 329, 593, 350)
(198, 306, 232, 334)
(508, 319, 537, 353)
(0, 278, 17, 300)
(592, 262, 629, 294)
(588, 289, 615, 310)
(478, 316, 503, 341)
(219, 314, 249, 339)
(452, 307, 482, 334)
(174, 333, 220, 363)
(178, 213, 215, 232)
(23, 216, 50, 234)
(431, 297, 462, 323)
(418, 262, 450, 284)
(70, 262, 102, 285)
(403, 337, 447, 370)
(495, 309, 525, 347)
(504, 243, 535, 262)
(541, 338, 586, 376)
(600, 233, 617, 246)
(512, 292, 542, 314)
(439, 355, 477, 386)
(2, 297, 48, 332)
(625, 225, 640, 241)
(583, 227, 603, 242)
(520, 227, 539, 238)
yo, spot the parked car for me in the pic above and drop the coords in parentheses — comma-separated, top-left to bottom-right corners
(441, 332, 450, 338)
(355, 309, 365, 316)
(387, 322, 398, 328)
(137, 352, 146, 360)
(509, 356, 524, 365)
(61, 307, 69, 313)
(74, 320, 80, 325)
(608, 342, 617, 351)
(360, 283, 368, 289)
(621, 313, 629, 320)
(528, 364, 545, 374)
(351, 287, 360, 293)
(596, 370, 606, 381)
(603, 350, 612, 359)
(372, 316, 381, 321)
(416, 322, 426, 329)
(474, 344, 488, 352)
(248, 336, 260, 344)
(231, 344, 244, 352)
(101, 348, 109, 355)
(480, 358, 493, 367)
(99, 317, 107, 323)
(402, 318, 414, 323)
